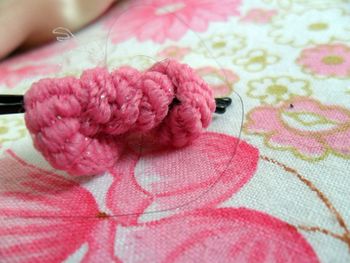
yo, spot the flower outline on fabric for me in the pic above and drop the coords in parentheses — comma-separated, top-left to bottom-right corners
(196, 67, 239, 97)
(233, 49, 280, 72)
(0, 116, 27, 145)
(269, 8, 350, 47)
(107, 55, 154, 71)
(262, 0, 293, 9)
(106, 132, 259, 226)
(195, 33, 246, 58)
(240, 8, 277, 24)
(244, 97, 350, 161)
(117, 208, 319, 262)
(0, 151, 120, 262)
(247, 76, 311, 104)
(104, 0, 241, 44)
(297, 44, 350, 78)
(157, 46, 191, 60)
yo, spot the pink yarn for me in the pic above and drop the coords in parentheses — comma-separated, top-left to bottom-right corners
(24, 60, 215, 176)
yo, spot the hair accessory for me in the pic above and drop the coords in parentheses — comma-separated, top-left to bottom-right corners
(0, 95, 25, 115)
(0, 60, 232, 176)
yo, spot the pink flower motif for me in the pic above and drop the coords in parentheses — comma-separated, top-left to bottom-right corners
(0, 41, 74, 88)
(117, 208, 319, 262)
(0, 65, 60, 88)
(0, 150, 120, 262)
(106, 132, 259, 226)
(244, 97, 350, 161)
(240, 8, 277, 24)
(105, 0, 241, 44)
(196, 67, 239, 97)
(297, 44, 350, 78)
(157, 46, 191, 60)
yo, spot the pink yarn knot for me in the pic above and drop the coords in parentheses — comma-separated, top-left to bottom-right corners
(24, 59, 215, 176)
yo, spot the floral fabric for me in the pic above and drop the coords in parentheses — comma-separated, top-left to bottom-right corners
(0, 0, 350, 262)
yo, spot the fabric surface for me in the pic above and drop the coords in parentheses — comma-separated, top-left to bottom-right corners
(0, 0, 349, 262)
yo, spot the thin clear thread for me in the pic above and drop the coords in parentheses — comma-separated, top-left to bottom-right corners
(2, 3, 245, 219)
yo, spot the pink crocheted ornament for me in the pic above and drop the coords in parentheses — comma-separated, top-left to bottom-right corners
(24, 60, 216, 176)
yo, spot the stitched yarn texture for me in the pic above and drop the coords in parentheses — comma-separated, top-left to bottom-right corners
(24, 60, 215, 176)
(1, 0, 350, 262)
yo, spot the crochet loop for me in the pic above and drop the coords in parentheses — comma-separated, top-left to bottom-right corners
(24, 60, 215, 176)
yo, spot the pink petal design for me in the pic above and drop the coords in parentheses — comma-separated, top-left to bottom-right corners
(0, 150, 101, 262)
(0, 65, 61, 88)
(270, 131, 325, 157)
(105, 0, 241, 44)
(292, 98, 350, 123)
(107, 153, 154, 226)
(0, 40, 75, 88)
(297, 44, 350, 77)
(1, 41, 75, 67)
(107, 132, 259, 225)
(157, 46, 191, 60)
(245, 106, 283, 132)
(240, 8, 277, 24)
(245, 97, 350, 160)
(196, 67, 238, 97)
(83, 220, 121, 263)
(324, 129, 350, 156)
(117, 208, 319, 263)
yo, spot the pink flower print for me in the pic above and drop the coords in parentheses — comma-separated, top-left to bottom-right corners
(240, 8, 277, 24)
(0, 40, 74, 88)
(0, 65, 60, 88)
(0, 150, 120, 262)
(107, 132, 259, 226)
(157, 46, 191, 60)
(116, 208, 319, 262)
(297, 44, 350, 78)
(244, 97, 350, 161)
(196, 67, 239, 97)
(105, 0, 241, 44)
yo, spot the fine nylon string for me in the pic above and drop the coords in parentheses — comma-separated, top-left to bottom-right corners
(2, 3, 245, 219)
